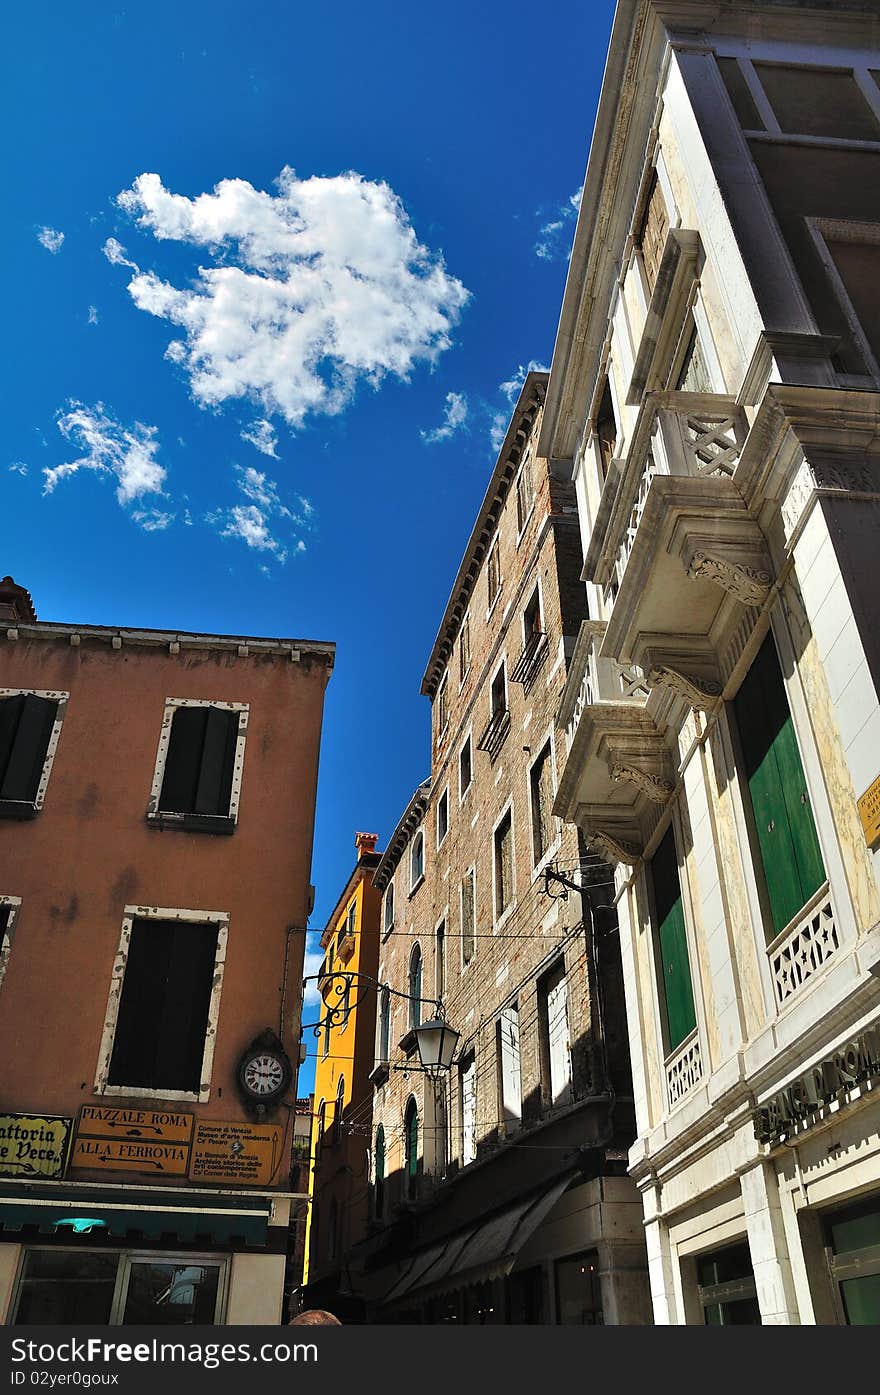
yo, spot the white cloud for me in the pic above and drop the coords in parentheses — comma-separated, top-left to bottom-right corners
(9, 462, 28, 476)
(44, 403, 168, 512)
(37, 227, 65, 254)
(490, 360, 549, 452)
(302, 936, 325, 1013)
(109, 167, 470, 428)
(102, 237, 139, 272)
(87, 305, 99, 325)
(534, 185, 583, 261)
(131, 507, 174, 532)
(421, 390, 468, 444)
(207, 463, 312, 564)
(240, 417, 278, 457)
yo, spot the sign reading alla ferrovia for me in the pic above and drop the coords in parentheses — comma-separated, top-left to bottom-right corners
(754, 1025, 880, 1147)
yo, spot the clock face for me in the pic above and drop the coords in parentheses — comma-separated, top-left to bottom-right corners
(243, 1053, 286, 1097)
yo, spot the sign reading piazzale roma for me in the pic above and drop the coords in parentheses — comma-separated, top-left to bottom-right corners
(754, 1026, 880, 1147)
(188, 1120, 284, 1187)
(0, 1114, 73, 1178)
(70, 1106, 194, 1176)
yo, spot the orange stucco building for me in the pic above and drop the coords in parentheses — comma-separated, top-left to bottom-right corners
(0, 576, 334, 1325)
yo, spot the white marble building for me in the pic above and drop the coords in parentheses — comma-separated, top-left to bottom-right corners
(543, 0, 880, 1324)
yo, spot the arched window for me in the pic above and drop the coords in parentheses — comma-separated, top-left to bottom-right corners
(375, 1124, 386, 1219)
(333, 1076, 345, 1147)
(404, 1097, 419, 1198)
(328, 1198, 339, 1261)
(316, 1099, 326, 1160)
(410, 830, 424, 889)
(377, 986, 391, 1066)
(409, 944, 423, 1029)
(435, 921, 446, 999)
(384, 882, 394, 934)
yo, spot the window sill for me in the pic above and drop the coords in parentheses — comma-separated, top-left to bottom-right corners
(0, 799, 40, 820)
(515, 504, 535, 548)
(398, 1029, 418, 1057)
(494, 902, 516, 934)
(369, 1063, 390, 1087)
(382, 921, 395, 942)
(485, 588, 503, 624)
(408, 874, 425, 900)
(458, 781, 473, 807)
(98, 1083, 208, 1104)
(147, 810, 236, 835)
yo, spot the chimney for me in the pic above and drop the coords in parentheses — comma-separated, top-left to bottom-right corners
(355, 832, 379, 858)
(0, 577, 37, 625)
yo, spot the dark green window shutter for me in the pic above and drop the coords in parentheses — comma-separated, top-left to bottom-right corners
(733, 635, 825, 941)
(651, 825, 697, 1052)
(0, 694, 58, 803)
(405, 1101, 418, 1177)
(160, 706, 238, 817)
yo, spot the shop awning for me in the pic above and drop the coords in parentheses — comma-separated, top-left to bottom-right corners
(0, 1186, 270, 1247)
(382, 1171, 576, 1307)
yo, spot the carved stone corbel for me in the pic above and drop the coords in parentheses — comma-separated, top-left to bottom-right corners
(585, 829, 642, 866)
(646, 664, 722, 710)
(686, 550, 772, 606)
(609, 763, 674, 804)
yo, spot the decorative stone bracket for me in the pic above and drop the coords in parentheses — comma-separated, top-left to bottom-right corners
(609, 762, 674, 804)
(584, 827, 642, 866)
(686, 550, 772, 606)
(646, 663, 722, 710)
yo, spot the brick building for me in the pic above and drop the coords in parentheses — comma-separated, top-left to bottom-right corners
(348, 373, 651, 1323)
(0, 576, 333, 1325)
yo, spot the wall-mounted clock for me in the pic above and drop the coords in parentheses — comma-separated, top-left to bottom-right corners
(236, 1029, 293, 1114)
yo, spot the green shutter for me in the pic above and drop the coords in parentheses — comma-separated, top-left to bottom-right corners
(651, 826, 697, 1051)
(734, 635, 825, 941)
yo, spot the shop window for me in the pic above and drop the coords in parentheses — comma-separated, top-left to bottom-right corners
(697, 1243, 761, 1325)
(507, 1266, 544, 1323)
(12, 1250, 225, 1325)
(497, 1003, 522, 1133)
(649, 825, 697, 1053)
(754, 63, 880, 142)
(106, 914, 222, 1096)
(637, 170, 669, 295)
(374, 1125, 386, 1220)
(538, 959, 572, 1107)
(437, 788, 449, 846)
(824, 1196, 880, 1325)
(555, 1251, 604, 1325)
(149, 701, 246, 833)
(530, 742, 555, 865)
(0, 691, 64, 818)
(494, 809, 513, 920)
(460, 1054, 477, 1165)
(404, 1097, 419, 1198)
(461, 866, 476, 966)
(733, 633, 826, 942)
(459, 735, 473, 799)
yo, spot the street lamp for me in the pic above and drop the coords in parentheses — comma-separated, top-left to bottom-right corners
(413, 1018, 460, 1074)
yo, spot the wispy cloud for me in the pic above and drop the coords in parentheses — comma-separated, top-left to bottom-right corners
(43, 403, 170, 528)
(107, 167, 470, 431)
(36, 227, 65, 255)
(302, 936, 325, 1015)
(102, 237, 139, 272)
(421, 390, 468, 444)
(240, 417, 278, 457)
(489, 360, 549, 451)
(9, 462, 28, 476)
(534, 184, 583, 262)
(207, 464, 312, 564)
(87, 305, 99, 325)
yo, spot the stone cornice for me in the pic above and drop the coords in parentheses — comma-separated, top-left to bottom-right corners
(2, 620, 335, 667)
(373, 780, 431, 891)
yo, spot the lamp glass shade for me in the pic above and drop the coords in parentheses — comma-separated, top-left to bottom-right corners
(413, 1019, 460, 1071)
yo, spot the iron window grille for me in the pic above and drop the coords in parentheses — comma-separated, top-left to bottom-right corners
(476, 705, 510, 760)
(510, 629, 548, 688)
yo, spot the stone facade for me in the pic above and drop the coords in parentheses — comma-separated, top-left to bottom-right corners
(544, 0, 880, 1326)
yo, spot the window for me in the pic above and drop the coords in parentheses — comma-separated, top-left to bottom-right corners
(697, 1243, 760, 1326)
(491, 663, 507, 717)
(100, 908, 227, 1099)
(594, 378, 618, 480)
(637, 169, 669, 294)
(459, 735, 473, 800)
(437, 788, 449, 846)
(516, 455, 535, 534)
(674, 322, 713, 394)
(754, 63, 880, 142)
(477, 664, 510, 760)
(333, 1076, 345, 1147)
(377, 986, 391, 1066)
(384, 882, 395, 936)
(316, 1100, 326, 1159)
(337, 974, 352, 1034)
(460, 1055, 477, 1165)
(733, 633, 826, 943)
(497, 1004, 522, 1133)
(538, 960, 572, 1107)
(0, 690, 65, 818)
(435, 920, 446, 999)
(404, 1097, 419, 1197)
(321, 1005, 331, 1060)
(530, 742, 555, 865)
(459, 614, 471, 685)
(436, 674, 449, 740)
(556, 1252, 604, 1325)
(0, 897, 21, 993)
(487, 539, 501, 611)
(374, 1125, 386, 1220)
(512, 589, 546, 688)
(11, 1250, 226, 1325)
(461, 867, 476, 966)
(409, 944, 423, 1029)
(650, 824, 697, 1053)
(149, 700, 247, 833)
(410, 830, 424, 891)
(494, 809, 513, 920)
(346, 901, 357, 938)
(824, 1195, 880, 1325)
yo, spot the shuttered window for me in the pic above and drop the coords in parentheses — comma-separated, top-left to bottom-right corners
(374, 1125, 385, 1219)
(650, 824, 697, 1052)
(495, 811, 513, 918)
(733, 634, 826, 941)
(542, 962, 573, 1106)
(107, 917, 220, 1094)
(0, 694, 59, 811)
(498, 1004, 522, 1131)
(460, 1056, 477, 1165)
(461, 868, 476, 965)
(435, 921, 446, 999)
(409, 945, 423, 1029)
(638, 171, 669, 294)
(404, 1099, 419, 1194)
(158, 706, 239, 822)
(531, 743, 555, 864)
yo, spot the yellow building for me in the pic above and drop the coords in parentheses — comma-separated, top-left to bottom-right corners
(300, 831, 383, 1317)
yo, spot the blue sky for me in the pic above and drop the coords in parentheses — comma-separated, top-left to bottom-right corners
(3, 0, 615, 1093)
